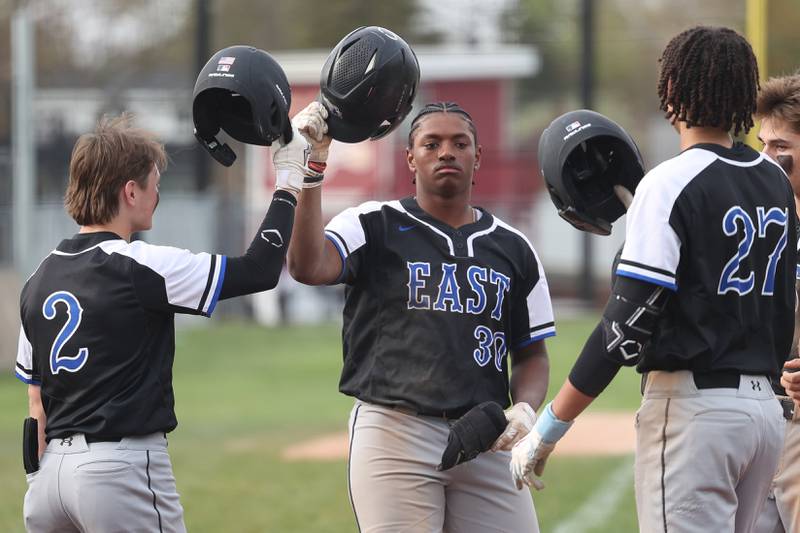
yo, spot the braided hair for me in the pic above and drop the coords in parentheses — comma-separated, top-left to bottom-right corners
(657, 26, 759, 136)
(407, 102, 478, 147)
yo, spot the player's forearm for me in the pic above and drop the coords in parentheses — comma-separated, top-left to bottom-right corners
(555, 322, 623, 420)
(28, 385, 47, 458)
(510, 342, 549, 411)
(551, 379, 596, 422)
(287, 186, 329, 283)
(219, 190, 296, 299)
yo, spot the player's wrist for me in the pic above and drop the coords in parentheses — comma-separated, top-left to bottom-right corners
(303, 164, 325, 189)
(507, 402, 536, 427)
(534, 402, 573, 444)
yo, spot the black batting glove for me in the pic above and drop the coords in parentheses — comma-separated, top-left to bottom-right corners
(437, 401, 508, 471)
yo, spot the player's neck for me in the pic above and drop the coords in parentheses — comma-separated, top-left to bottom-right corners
(416, 194, 474, 228)
(79, 219, 133, 242)
(678, 123, 733, 151)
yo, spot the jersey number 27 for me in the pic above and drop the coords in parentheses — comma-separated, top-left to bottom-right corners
(718, 206, 788, 296)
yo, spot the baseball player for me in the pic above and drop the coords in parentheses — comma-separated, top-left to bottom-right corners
(753, 73, 800, 533)
(14, 114, 314, 532)
(287, 101, 555, 532)
(511, 26, 797, 533)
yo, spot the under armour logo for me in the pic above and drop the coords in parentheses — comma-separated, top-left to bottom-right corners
(751, 380, 761, 391)
(60, 437, 73, 447)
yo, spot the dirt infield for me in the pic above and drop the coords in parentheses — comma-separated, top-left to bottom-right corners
(280, 411, 636, 461)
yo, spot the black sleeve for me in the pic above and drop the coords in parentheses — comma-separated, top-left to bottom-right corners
(568, 275, 671, 397)
(219, 190, 296, 300)
(568, 323, 623, 397)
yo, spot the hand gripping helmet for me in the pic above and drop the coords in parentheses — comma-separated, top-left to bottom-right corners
(319, 26, 420, 143)
(538, 109, 645, 236)
(193, 45, 292, 167)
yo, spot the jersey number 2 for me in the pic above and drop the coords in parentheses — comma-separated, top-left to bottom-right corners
(43, 291, 89, 374)
(718, 206, 788, 296)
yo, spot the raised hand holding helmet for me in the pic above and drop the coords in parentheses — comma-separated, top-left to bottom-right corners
(272, 125, 313, 196)
(319, 26, 419, 143)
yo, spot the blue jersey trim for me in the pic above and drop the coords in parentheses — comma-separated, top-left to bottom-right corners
(515, 330, 556, 349)
(796, 264, 800, 280)
(206, 255, 227, 316)
(325, 234, 347, 284)
(14, 371, 39, 385)
(616, 269, 678, 291)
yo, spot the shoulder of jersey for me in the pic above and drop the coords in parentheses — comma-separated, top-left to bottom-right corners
(492, 214, 538, 255)
(341, 199, 398, 217)
(635, 147, 719, 196)
(97, 239, 199, 269)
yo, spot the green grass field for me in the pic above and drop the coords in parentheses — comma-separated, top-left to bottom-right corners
(0, 316, 642, 532)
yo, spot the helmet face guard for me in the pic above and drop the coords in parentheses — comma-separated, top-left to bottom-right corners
(538, 110, 645, 235)
(320, 26, 420, 143)
(193, 46, 292, 166)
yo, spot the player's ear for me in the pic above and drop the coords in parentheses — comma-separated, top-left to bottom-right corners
(406, 147, 416, 173)
(474, 144, 482, 169)
(121, 180, 137, 207)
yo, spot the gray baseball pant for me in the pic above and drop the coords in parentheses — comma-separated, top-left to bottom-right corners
(23, 432, 185, 533)
(347, 400, 539, 533)
(635, 371, 783, 533)
(753, 399, 800, 533)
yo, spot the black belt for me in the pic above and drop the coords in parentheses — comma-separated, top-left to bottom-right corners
(390, 404, 467, 421)
(85, 435, 122, 444)
(692, 371, 742, 389)
(640, 370, 744, 394)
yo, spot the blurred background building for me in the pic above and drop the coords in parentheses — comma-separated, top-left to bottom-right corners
(2, 0, 799, 357)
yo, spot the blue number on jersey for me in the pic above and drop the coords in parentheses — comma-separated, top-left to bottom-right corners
(757, 206, 789, 295)
(493, 331, 507, 372)
(473, 325, 507, 372)
(718, 206, 788, 296)
(473, 325, 493, 367)
(42, 291, 89, 374)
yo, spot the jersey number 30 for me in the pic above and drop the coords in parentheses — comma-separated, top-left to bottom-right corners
(42, 291, 89, 374)
(718, 206, 788, 296)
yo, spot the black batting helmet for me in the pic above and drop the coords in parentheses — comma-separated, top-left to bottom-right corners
(193, 45, 292, 167)
(320, 26, 420, 143)
(538, 109, 645, 236)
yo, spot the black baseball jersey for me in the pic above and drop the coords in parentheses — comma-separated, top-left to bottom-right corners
(324, 197, 555, 416)
(616, 143, 798, 375)
(15, 231, 226, 441)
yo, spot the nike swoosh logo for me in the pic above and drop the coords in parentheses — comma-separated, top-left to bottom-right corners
(398, 225, 415, 232)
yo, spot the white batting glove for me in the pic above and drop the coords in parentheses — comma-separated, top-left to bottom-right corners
(509, 402, 574, 491)
(491, 402, 536, 452)
(510, 430, 552, 491)
(293, 101, 331, 164)
(272, 125, 312, 196)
